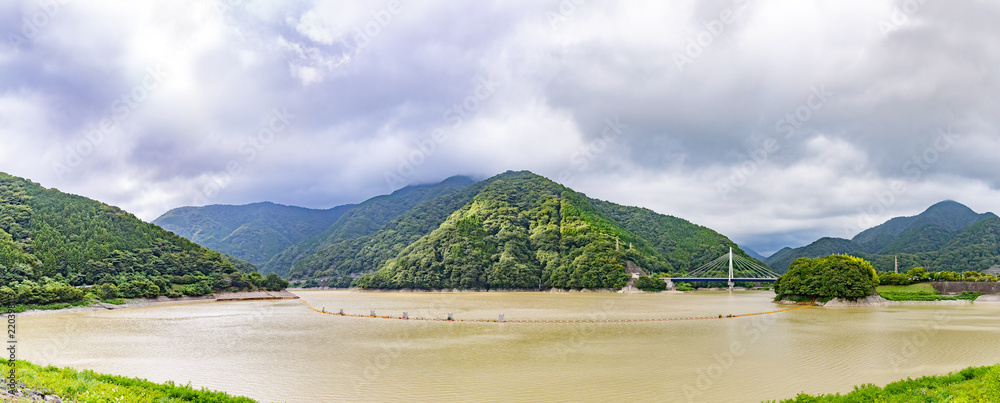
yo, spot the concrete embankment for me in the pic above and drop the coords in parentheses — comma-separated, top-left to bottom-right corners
(817, 294, 893, 307)
(974, 294, 1000, 304)
(20, 290, 299, 317)
(215, 290, 300, 301)
(930, 281, 1000, 295)
(778, 293, 980, 307)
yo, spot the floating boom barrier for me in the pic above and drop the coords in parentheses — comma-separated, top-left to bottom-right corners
(291, 297, 814, 324)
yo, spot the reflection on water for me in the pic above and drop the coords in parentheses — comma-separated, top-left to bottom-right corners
(18, 291, 1000, 402)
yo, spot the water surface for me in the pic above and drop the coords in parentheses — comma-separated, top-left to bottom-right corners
(18, 291, 1000, 402)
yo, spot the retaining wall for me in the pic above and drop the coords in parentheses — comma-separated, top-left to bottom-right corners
(930, 281, 1000, 295)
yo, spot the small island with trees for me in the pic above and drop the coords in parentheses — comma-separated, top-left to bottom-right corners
(773, 254, 879, 303)
(774, 254, 988, 305)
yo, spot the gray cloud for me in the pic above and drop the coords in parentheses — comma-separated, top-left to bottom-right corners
(1, 0, 998, 256)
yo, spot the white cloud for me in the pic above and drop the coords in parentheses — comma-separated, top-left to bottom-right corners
(1, 0, 998, 256)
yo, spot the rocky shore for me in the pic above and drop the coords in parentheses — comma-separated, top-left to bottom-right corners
(2, 382, 75, 402)
(776, 293, 982, 307)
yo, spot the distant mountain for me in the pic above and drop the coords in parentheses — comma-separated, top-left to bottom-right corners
(765, 200, 999, 273)
(143, 170, 763, 289)
(343, 171, 760, 290)
(0, 172, 273, 297)
(852, 200, 994, 254)
(153, 202, 354, 266)
(742, 247, 767, 262)
(262, 175, 477, 278)
(765, 237, 866, 274)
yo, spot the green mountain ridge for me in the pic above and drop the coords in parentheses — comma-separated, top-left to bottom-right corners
(140, 170, 764, 290)
(354, 171, 758, 290)
(153, 202, 354, 266)
(765, 200, 1000, 273)
(0, 172, 280, 301)
(262, 175, 477, 279)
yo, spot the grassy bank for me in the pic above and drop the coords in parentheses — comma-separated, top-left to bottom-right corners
(1, 360, 258, 402)
(771, 363, 1000, 402)
(876, 283, 980, 301)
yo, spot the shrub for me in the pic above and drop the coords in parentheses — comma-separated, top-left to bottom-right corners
(634, 276, 666, 291)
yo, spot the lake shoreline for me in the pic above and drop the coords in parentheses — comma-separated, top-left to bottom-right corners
(293, 287, 766, 293)
(775, 293, 990, 307)
(17, 290, 299, 317)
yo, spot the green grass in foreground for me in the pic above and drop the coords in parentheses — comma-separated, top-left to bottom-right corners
(769, 363, 1000, 402)
(876, 283, 980, 301)
(1, 360, 258, 402)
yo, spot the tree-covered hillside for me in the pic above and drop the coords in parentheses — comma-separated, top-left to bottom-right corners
(153, 202, 354, 266)
(353, 171, 757, 290)
(0, 173, 284, 307)
(766, 201, 1000, 273)
(262, 176, 475, 278)
(590, 199, 754, 272)
(765, 238, 865, 273)
(925, 216, 1000, 271)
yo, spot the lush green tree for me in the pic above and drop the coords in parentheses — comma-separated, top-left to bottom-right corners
(877, 272, 914, 286)
(262, 273, 289, 291)
(775, 255, 877, 300)
(0, 286, 14, 305)
(635, 276, 667, 291)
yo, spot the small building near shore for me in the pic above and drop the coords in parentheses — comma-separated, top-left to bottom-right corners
(985, 265, 1000, 276)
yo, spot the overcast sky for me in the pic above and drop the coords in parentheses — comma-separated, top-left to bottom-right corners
(2, 0, 998, 255)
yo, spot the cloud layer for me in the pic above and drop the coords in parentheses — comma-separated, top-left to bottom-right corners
(2, 0, 998, 255)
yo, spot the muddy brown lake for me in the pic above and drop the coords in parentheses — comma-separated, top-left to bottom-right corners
(17, 290, 1000, 402)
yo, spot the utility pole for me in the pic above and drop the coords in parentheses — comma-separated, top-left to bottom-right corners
(894, 256, 898, 274)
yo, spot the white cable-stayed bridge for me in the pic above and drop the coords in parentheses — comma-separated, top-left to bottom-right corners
(664, 247, 780, 292)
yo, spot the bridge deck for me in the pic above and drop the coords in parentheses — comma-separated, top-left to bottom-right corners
(664, 277, 777, 283)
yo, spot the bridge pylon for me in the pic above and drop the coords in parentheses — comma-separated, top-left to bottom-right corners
(664, 246, 780, 291)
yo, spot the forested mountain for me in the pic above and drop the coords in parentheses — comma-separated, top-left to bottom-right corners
(153, 202, 354, 266)
(742, 247, 767, 262)
(765, 238, 866, 273)
(351, 171, 757, 290)
(853, 200, 994, 253)
(765, 201, 999, 273)
(0, 172, 285, 306)
(262, 175, 476, 278)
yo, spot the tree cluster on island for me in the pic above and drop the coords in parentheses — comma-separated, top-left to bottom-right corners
(773, 254, 878, 301)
